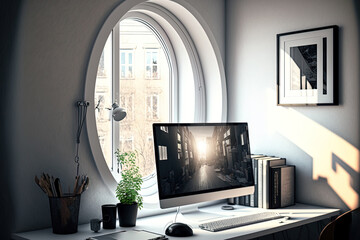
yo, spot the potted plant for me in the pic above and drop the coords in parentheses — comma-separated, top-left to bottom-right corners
(115, 150, 143, 227)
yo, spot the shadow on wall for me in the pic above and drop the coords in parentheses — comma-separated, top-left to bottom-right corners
(273, 108, 359, 211)
(0, 0, 22, 239)
(332, 153, 359, 198)
(281, 139, 350, 211)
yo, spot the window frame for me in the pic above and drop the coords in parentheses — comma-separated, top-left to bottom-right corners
(84, 0, 227, 213)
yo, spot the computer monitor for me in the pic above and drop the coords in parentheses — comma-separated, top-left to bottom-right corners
(153, 122, 254, 212)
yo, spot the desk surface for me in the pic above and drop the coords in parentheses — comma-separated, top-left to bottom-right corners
(13, 203, 339, 240)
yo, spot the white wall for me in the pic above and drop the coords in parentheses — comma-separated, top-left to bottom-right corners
(8, 0, 358, 234)
(6, 0, 225, 232)
(226, 0, 360, 211)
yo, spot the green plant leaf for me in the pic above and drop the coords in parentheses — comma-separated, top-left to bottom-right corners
(115, 150, 143, 209)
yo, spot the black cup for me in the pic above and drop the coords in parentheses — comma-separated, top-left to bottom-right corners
(102, 204, 117, 229)
(90, 218, 101, 232)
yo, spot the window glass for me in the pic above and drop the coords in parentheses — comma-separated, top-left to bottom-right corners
(120, 49, 134, 79)
(145, 49, 159, 79)
(120, 93, 134, 120)
(119, 136, 134, 152)
(118, 20, 169, 178)
(146, 94, 159, 120)
(95, 19, 170, 179)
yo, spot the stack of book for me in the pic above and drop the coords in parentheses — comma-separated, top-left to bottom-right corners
(237, 154, 295, 209)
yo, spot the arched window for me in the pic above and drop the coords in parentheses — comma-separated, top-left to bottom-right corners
(94, 17, 173, 204)
(85, 0, 226, 209)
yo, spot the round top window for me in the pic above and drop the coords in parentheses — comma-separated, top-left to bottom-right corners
(94, 18, 170, 182)
(85, 0, 227, 208)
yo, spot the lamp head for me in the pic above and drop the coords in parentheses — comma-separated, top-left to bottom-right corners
(112, 103, 126, 121)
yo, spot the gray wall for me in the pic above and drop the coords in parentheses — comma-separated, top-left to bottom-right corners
(5, 0, 225, 233)
(226, 0, 360, 211)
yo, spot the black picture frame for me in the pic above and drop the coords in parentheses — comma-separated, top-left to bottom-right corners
(277, 25, 338, 106)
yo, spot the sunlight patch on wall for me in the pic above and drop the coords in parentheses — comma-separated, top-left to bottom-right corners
(273, 107, 359, 209)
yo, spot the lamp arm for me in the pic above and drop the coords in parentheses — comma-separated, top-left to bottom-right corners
(75, 101, 89, 176)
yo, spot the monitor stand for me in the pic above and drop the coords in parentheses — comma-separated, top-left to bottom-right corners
(178, 205, 226, 223)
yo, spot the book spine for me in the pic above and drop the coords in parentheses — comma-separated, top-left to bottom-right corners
(269, 167, 280, 208)
(258, 160, 263, 208)
(253, 158, 258, 207)
(280, 165, 295, 208)
(264, 159, 286, 208)
(269, 168, 274, 209)
(262, 160, 268, 208)
(227, 197, 235, 205)
(245, 195, 250, 206)
(249, 158, 255, 207)
(239, 196, 245, 205)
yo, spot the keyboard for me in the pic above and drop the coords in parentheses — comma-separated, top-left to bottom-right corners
(199, 211, 283, 232)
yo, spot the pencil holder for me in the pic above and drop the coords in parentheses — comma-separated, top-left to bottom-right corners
(49, 194, 81, 234)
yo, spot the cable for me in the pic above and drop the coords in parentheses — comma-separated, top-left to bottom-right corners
(174, 206, 180, 223)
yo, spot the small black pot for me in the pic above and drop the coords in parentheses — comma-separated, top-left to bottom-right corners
(117, 202, 138, 227)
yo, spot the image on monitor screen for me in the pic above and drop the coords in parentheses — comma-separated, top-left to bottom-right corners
(153, 123, 254, 208)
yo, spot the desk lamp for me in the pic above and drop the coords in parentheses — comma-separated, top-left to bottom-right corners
(75, 101, 126, 176)
(111, 103, 126, 121)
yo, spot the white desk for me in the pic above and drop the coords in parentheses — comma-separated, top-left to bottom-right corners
(13, 203, 339, 240)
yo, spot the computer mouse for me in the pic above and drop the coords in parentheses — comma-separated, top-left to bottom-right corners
(165, 222, 193, 237)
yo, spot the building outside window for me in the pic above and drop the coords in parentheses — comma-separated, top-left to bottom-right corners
(145, 49, 159, 79)
(95, 19, 170, 180)
(146, 94, 159, 120)
(119, 137, 134, 152)
(120, 49, 134, 79)
(120, 93, 134, 121)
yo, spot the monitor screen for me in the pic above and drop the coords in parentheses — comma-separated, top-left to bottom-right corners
(153, 122, 254, 209)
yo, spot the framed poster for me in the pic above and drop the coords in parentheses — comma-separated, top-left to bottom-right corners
(277, 25, 338, 106)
